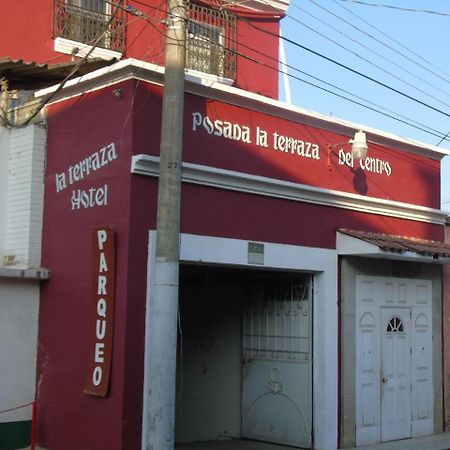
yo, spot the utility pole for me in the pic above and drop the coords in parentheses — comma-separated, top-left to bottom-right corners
(145, 0, 186, 448)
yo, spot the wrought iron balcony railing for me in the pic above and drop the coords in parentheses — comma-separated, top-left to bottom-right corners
(187, 4, 236, 80)
(53, 0, 126, 53)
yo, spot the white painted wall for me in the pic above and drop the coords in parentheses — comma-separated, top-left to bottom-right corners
(0, 123, 46, 427)
(0, 280, 39, 422)
(0, 127, 11, 263)
(4, 124, 46, 268)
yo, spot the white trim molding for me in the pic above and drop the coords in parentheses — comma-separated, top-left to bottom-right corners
(54, 37, 122, 61)
(131, 154, 448, 225)
(185, 68, 234, 86)
(0, 267, 50, 280)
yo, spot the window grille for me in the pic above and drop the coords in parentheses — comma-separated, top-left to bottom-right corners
(53, 0, 126, 53)
(187, 4, 236, 79)
(243, 278, 312, 362)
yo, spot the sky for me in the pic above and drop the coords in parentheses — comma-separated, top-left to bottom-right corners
(278, 0, 450, 210)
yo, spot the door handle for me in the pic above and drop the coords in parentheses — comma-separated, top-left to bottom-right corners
(381, 377, 388, 383)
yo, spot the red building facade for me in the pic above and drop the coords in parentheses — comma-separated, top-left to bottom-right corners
(1, 2, 450, 450)
(34, 61, 450, 449)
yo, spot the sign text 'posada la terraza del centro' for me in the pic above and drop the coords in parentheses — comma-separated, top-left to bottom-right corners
(192, 112, 392, 177)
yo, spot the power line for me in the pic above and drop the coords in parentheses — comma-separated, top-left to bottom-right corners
(116, 0, 450, 127)
(230, 23, 450, 140)
(289, 2, 450, 101)
(336, 0, 450, 16)
(330, 0, 450, 83)
(113, 0, 450, 143)
(242, 16, 450, 119)
(309, 0, 450, 87)
(19, 0, 125, 127)
(10, 0, 450, 145)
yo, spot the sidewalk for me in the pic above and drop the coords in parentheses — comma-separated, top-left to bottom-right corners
(176, 432, 450, 450)
(347, 431, 450, 450)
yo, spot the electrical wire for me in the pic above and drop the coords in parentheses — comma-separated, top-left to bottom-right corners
(329, 0, 450, 83)
(289, 2, 450, 101)
(309, 0, 450, 87)
(226, 23, 450, 141)
(336, 0, 450, 16)
(237, 14, 450, 120)
(127, 0, 450, 125)
(10, 0, 450, 145)
(301, 0, 450, 145)
(115, 0, 450, 143)
(18, 0, 125, 127)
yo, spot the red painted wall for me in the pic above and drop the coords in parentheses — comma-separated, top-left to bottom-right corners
(0, 1, 281, 98)
(37, 78, 443, 449)
(0, 0, 56, 63)
(124, 1, 167, 65)
(180, 183, 443, 244)
(132, 82, 441, 209)
(236, 16, 280, 99)
(38, 81, 147, 450)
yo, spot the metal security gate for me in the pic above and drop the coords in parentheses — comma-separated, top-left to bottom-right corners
(242, 275, 312, 448)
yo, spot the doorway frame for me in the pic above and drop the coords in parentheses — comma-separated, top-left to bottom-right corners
(142, 231, 338, 450)
(339, 257, 443, 448)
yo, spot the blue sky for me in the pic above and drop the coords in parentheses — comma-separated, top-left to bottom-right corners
(279, 0, 450, 210)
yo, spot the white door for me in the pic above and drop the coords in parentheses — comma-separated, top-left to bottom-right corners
(355, 276, 434, 447)
(381, 308, 411, 442)
(242, 278, 312, 448)
(411, 307, 433, 436)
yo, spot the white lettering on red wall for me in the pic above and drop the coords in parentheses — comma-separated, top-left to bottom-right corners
(71, 185, 108, 210)
(192, 112, 394, 176)
(192, 112, 320, 161)
(338, 149, 392, 176)
(84, 227, 115, 397)
(55, 143, 117, 210)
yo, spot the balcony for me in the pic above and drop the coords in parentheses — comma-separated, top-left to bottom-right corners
(53, 0, 126, 54)
(187, 4, 236, 80)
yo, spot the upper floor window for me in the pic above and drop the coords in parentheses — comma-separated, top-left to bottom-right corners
(187, 4, 236, 80)
(53, 0, 126, 53)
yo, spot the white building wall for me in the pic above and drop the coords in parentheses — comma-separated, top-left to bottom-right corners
(0, 280, 40, 422)
(0, 124, 47, 428)
(0, 127, 11, 263)
(4, 124, 46, 268)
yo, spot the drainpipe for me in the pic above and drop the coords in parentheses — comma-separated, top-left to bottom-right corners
(143, 0, 186, 448)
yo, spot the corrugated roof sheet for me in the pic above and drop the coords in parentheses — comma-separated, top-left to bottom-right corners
(0, 57, 116, 90)
(338, 228, 450, 258)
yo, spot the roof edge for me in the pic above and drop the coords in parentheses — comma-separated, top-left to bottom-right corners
(34, 58, 450, 159)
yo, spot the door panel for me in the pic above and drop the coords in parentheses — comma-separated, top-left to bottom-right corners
(356, 280, 381, 446)
(381, 308, 411, 442)
(355, 276, 434, 446)
(242, 278, 312, 448)
(411, 308, 433, 436)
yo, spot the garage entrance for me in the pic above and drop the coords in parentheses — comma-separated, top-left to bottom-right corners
(175, 265, 312, 448)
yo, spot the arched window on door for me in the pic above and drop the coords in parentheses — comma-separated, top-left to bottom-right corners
(386, 316, 404, 333)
